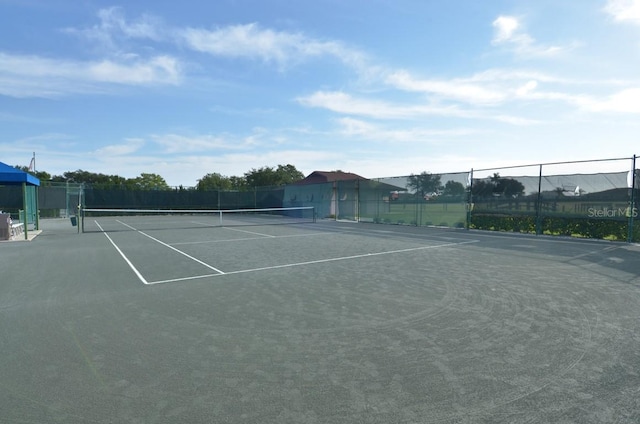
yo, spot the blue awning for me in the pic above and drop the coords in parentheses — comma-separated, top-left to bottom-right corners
(0, 162, 40, 186)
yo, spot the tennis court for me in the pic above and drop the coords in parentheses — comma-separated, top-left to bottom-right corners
(1, 213, 639, 423)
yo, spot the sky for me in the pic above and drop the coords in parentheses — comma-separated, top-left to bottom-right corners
(1, 0, 639, 187)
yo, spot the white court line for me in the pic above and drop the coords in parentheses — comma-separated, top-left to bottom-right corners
(117, 220, 226, 277)
(96, 221, 149, 285)
(146, 239, 479, 286)
(170, 232, 330, 246)
(222, 226, 276, 238)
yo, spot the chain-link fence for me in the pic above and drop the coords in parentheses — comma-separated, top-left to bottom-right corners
(283, 156, 638, 243)
(3, 155, 637, 242)
(468, 157, 637, 242)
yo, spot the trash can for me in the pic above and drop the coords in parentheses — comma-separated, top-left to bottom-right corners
(70, 216, 77, 227)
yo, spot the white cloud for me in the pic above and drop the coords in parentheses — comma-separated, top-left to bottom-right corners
(336, 117, 479, 143)
(604, 0, 640, 23)
(0, 52, 182, 97)
(94, 138, 145, 156)
(386, 71, 507, 105)
(88, 56, 181, 84)
(151, 133, 254, 153)
(384, 67, 640, 119)
(298, 90, 539, 125)
(297, 91, 464, 119)
(515, 80, 538, 96)
(509, 82, 640, 114)
(179, 23, 370, 71)
(65, 7, 165, 49)
(492, 15, 521, 43)
(577, 87, 640, 113)
(491, 15, 565, 57)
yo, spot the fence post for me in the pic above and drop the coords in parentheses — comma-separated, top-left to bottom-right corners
(356, 179, 360, 222)
(466, 169, 473, 230)
(535, 164, 543, 235)
(628, 155, 637, 243)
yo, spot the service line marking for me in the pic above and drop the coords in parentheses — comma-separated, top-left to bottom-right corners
(222, 226, 276, 238)
(146, 239, 479, 286)
(116, 220, 225, 277)
(170, 232, 330, 246)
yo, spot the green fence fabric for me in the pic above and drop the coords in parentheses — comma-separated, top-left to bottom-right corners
(8, 156, 639, 242)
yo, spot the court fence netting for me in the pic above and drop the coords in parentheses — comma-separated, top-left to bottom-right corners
(2, 155, 639, 242)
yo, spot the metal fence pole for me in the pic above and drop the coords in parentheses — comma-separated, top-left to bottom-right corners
(466, 169, 473, 230)
(628, 155, 637, 243)
(21, 182, 28, 240)
(535, 164, 543, 235)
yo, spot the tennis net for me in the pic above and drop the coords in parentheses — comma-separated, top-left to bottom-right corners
(81, 206, 316, 233)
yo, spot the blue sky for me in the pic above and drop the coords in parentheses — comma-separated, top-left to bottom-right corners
(1, 0, 639, 186)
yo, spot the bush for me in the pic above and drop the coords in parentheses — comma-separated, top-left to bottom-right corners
(470, 213, 635, 241)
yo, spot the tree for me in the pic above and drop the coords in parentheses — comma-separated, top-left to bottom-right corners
(14, 165, 51, 182)
(56, 170, 114, 186)
(471, 173, 525, 199)
(442, 180, 466, 197)
(245, 164, 304, 187)
(275, 164, 304, 184)
(131, 173, 170, 190)
(407, 172, 442, 198)
(553, 187, 565, 198)
(228, 176, 247, 190)
(197, 173, 233, 191)
(494, 176, 525, 198)
(470, 179, 494, 198)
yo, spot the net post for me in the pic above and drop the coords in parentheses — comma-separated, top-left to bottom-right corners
(78, 183, 83, 234)
(80, 205, 84, 233)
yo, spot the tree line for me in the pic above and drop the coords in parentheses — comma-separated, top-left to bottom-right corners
(17, 163, 525, 197)
(14, 164, 305, 191)
(407, 171, 525, 199)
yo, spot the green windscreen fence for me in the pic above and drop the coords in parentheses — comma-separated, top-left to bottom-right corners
(20, 155, 640, 242)
(0, 184, 38, 228)
(355, 173, 468, 227)
(23, 185, 37, 226)
(38, 182, 83, 218)
(470, 159, 639, 242)
(283, 182, 334, 218)
(82, 186, 284, 210)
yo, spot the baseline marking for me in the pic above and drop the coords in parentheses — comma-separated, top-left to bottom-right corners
(146, 239, 479, 285)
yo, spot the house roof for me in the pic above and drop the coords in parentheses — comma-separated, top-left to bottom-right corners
(0, 162, 40, 186)
(293, 170, 406, 191)
(295, 171, 366, 185)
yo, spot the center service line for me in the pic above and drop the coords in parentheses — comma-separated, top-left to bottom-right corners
(117, 220, 226, 277)
(96, 221, 149, 285)
(146, 239, 479, 286)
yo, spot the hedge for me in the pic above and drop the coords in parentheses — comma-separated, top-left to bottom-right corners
(469, 213, 640, 242)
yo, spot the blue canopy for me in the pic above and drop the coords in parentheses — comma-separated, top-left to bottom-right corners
(0, 161, 40, 186)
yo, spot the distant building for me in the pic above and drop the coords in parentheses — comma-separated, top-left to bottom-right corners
(284, 171, 405, 220)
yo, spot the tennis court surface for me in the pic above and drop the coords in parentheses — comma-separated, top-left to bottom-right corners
(1, 216, 639, 423)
